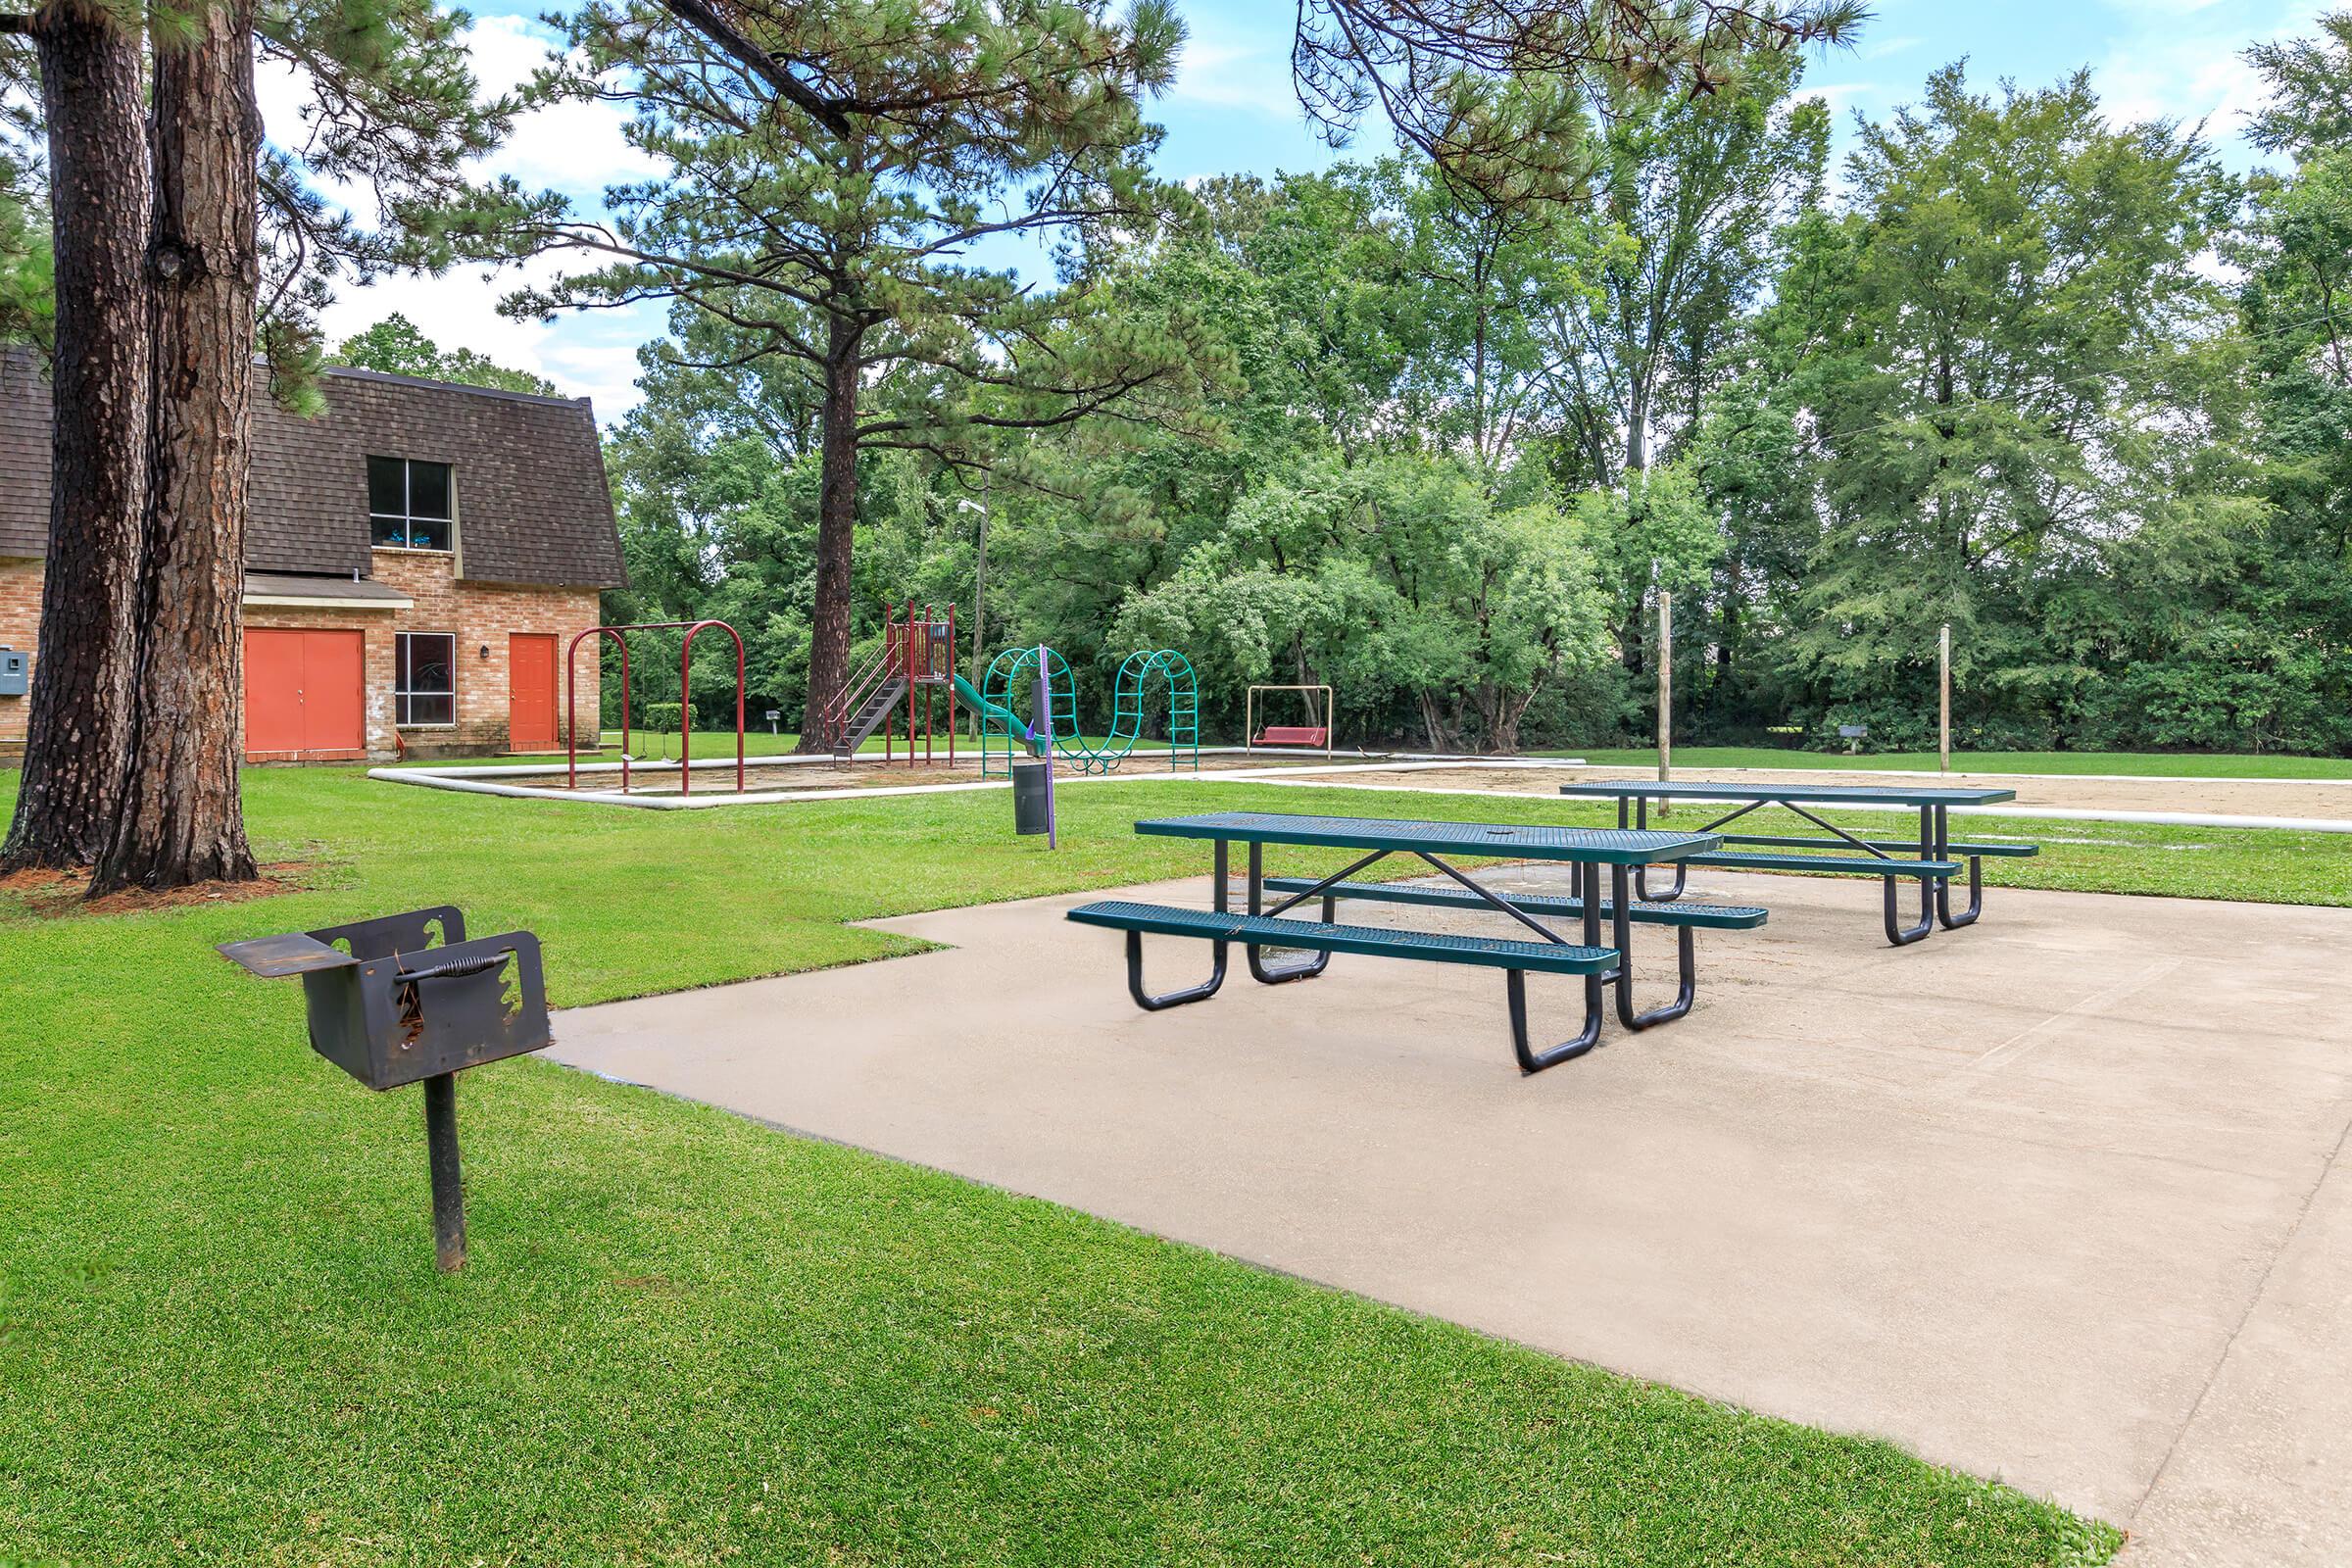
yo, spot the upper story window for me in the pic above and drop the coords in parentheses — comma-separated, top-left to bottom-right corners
(368, 456, 453, 551)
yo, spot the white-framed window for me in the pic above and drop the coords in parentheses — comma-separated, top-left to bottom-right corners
(395, 631, 457, 726)
(369, 456, 454, 551)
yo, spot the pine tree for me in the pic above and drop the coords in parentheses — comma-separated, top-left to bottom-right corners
(0, 0, 147, 872)
(88, 0, 264, 892)
(1, 0, 512, 887)
(479, 0, 1213, 749)
(1292, 0, 1863, 203)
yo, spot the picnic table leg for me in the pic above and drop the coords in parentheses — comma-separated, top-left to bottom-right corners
(1633, 797, 1690, 903)
(1245, 841, 1332, 985)
(1934, 805, 1984, 928)
(1611, 862, 1696, 1029)
(1123, 838, 1228, 1010)
(1505, 861, 1606, 1073)
(1884, 806, 1936, 947)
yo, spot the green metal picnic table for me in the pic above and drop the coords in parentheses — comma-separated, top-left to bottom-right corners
(1556, 780, 2038, 945)
(1065, 810, 1758, 1073)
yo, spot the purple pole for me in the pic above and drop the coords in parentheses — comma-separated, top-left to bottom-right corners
(1036, 644, 1057, 851)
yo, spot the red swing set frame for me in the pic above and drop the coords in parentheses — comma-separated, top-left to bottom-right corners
(565, 620, 747, 795)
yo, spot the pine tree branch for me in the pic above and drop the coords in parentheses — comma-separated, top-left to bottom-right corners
(656, 0, 853, 137)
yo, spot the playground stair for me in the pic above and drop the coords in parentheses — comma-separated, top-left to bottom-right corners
(832, 675, 907, 759)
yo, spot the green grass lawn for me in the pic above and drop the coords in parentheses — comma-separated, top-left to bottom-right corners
(25, 768, 2334, 1562)
(1551, 746, 2352, 779)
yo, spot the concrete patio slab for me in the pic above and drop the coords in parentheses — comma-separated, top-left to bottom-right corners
(550, 867, 2352, 1558)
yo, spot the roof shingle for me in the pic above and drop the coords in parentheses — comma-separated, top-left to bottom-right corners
(0, 347, 626, 590)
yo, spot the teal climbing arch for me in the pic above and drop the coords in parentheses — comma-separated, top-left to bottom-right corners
(978, 647, 1200, 777)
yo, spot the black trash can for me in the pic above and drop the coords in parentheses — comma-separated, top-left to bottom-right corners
(1011, 759, 1053, 836)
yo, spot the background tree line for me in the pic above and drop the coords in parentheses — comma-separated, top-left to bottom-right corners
(3, 0, 1857, 889)
(594, 14, 2352, 757)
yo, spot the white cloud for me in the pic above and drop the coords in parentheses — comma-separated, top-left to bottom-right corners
(268, 13, 664, 416)
(1799, 81, 1891, 112)
(461, 14, 663, 199)
(2091, 0, 2314, 158)
(314, 252, 661, 417)
(1168, 20, 1298, 118)
(2099, 0, 2234, 15)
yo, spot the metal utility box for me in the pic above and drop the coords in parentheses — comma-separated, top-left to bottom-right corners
(219, 906, 551, 1270)
(0, 647, 26, 696)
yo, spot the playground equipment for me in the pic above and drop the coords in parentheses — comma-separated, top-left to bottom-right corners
(977, 646, 1200, 778)
(567, 620, 746, 795)
(1247, 684, 1334, 755)
(821, 601, 1043, 763)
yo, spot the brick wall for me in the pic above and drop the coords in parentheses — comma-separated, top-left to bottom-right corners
(365, 551, 603, 758)
(0, 551, 605, 763)
(0, 557, 38, 753)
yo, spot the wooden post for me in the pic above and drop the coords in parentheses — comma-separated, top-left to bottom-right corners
(1939, 622, 1951, 774)
(1656, 592, 1672, 819)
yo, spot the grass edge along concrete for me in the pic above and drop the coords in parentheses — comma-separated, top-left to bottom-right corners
(0, 764, 2127, 1566)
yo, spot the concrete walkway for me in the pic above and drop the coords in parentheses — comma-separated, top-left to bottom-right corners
(551, 869, 2352, 1562)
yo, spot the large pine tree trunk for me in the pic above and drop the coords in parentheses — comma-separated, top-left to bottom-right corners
(797, 313, 860, 752)
(90, 0, 259, 893)
(0, 0, 150, 872)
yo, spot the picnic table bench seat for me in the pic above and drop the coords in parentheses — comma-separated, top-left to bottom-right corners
(1714, 832, 2038, 858)
(1259, 877, 1768, 930)
(1687, 851, 1962, 878)
(1067, 901, 1617, 975)
(1068, 898, 1643, 1074)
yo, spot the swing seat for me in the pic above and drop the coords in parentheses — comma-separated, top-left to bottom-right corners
(1253, 725, 1329, 748)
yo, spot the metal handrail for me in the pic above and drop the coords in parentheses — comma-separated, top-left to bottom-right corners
(823, 635, 899, 750)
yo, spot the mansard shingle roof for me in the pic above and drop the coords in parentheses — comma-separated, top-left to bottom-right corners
(0, 347, 625, 591)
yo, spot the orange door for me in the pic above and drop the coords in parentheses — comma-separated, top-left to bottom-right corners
(509, 633, 558, 751)
(299, 631, 365, 752)
(244, 629, 308, 753)
(243, 628, 364, 757)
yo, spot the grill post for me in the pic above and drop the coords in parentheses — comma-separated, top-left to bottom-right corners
(423, 1072, 466, 1271)
(218, 907, 553, 1273)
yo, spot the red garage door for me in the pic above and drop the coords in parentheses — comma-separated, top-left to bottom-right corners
(244, 628, 365, 757)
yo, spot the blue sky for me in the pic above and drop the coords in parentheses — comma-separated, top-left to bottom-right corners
(297, 0, 2329, 419)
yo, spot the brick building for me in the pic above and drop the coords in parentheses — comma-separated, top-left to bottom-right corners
(0, 348, 625, 761)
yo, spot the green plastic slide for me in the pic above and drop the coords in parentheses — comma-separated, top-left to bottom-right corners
(952, 673, 1035, 746)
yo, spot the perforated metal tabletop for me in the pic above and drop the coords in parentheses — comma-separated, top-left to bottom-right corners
(1557, 780, 2017, 807)
(1133, 811, 1720, 864)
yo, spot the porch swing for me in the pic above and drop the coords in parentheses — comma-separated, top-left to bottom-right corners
(1245, 684, 1334, 755)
